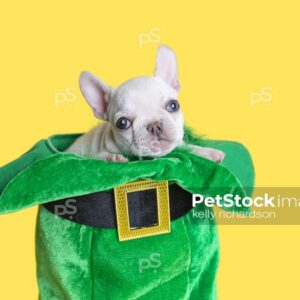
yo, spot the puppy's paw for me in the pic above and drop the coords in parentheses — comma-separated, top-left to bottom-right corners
(190, 146, 225, 163)
(202, 149, 225, 163)
(106, 154, 128, 163)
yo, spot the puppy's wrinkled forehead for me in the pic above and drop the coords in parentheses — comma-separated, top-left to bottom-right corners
(109, 76, 178, 118)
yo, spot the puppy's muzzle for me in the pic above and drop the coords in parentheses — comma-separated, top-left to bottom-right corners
(146, 121, 163, 137)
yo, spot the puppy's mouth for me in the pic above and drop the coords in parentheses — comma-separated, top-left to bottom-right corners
(150, 137, 171, 149)
(132, 136, 179, 158)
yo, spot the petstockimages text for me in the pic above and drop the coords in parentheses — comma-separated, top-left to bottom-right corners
(192, 193, 300, 209)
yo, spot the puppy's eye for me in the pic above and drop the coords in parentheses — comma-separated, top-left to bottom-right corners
(166, 100, 180, 112)
(115, 117, 132, 129)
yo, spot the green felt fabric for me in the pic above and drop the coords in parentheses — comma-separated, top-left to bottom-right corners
(0, 130, 254, 299)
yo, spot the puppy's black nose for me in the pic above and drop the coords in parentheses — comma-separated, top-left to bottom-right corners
(147, 121, 163, 136)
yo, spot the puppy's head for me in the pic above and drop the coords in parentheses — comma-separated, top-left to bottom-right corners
(79, 45, 184, 157)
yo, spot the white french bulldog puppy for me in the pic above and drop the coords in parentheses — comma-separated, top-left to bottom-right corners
(66, 45, 225, 163)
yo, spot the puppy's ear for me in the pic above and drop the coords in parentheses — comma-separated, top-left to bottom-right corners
(79, 71, 111, 120)
(154, 45, 180, 91)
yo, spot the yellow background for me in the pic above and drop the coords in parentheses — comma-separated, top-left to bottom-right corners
(0, 1, 299, 299)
